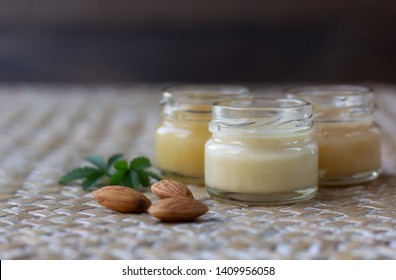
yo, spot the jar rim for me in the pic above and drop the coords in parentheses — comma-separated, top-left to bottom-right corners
(213, 97, 311, 111)
(210, 97, 313, 135)
(163, 84, 250, 104)
(284, 84, 375, 122)
(284, 84, 373, 97)
(284, 84, 374, 108)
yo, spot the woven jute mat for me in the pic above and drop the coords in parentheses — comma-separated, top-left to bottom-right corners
(0, 84, 395, 260)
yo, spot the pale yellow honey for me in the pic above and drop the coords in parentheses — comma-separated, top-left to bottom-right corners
(205, 135, 318, 193)
(315, 122, 381, 179)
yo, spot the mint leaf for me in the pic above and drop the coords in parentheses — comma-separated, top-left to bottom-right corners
(138, 170, 150, 187)
(107, 157, 160, 190)
(85, 154, 106, 170)
(107, 154, 124, 169)
(109, 169, 127, 185)
(130, 156, 151, 170)
(59, 154, 161, 191)
(114, 160, 129, 171)
(82, 171, 105, 190)
(129, 170, 140, 189)
(146, 171, 162, 181)
(58, 167, 100, 184)
(122, 171, 132, 187)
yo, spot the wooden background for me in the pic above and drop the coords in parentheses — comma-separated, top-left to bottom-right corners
(0, 0, 395, 83)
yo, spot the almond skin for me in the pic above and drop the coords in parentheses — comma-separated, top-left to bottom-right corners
(151, 180, 193, 199)
(148, 197, 208, 222)
(93, 185, 151, 213)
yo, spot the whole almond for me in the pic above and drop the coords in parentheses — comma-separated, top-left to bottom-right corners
(148, 197, 208, 222)
(151, 180, 193, 199)
(93, 185, 151, 213)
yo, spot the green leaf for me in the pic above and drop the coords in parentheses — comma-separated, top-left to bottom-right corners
(109, 169, 127, 185)
(146, 171, 162, 181)
(85, 154, 106, 170)
(130, 170, 141, 189)
(107, 154, 124, 169)
(122, 172, 132, 187)
(138, 170, 150, 187)
(114, 160, 129, 171)
(59, 154, 159, 191)
(82, 172, 104, 190)
(58, 167, 100, 184)
(130, 156, 151, 171)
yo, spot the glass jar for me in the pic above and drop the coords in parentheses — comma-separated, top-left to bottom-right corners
(286, 85, 381, 186)
(155, 84, 250, 185)
(205, 97, 318, 205)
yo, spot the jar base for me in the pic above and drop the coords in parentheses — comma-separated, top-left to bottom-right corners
(206, 186, 317, 206)
(319, 169, 380, 186)
(160, 170, 204, 185)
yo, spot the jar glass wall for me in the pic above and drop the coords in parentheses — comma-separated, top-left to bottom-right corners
(155, 85, 250, 185)
(205, 97, 318, 205)
(286, 85, 381, 186)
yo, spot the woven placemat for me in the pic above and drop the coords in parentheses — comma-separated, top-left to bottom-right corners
(0, 84, 395, 260)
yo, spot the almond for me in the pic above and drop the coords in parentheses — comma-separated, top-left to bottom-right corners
(93, 185, 151, 213)
(148, 197, 208, 222)
(151, 180, 193, 199)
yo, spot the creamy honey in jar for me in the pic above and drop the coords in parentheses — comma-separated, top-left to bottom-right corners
(205, 97, 318, 205)
(286, 85, 381, 186)
(155, 85, 249, 184)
